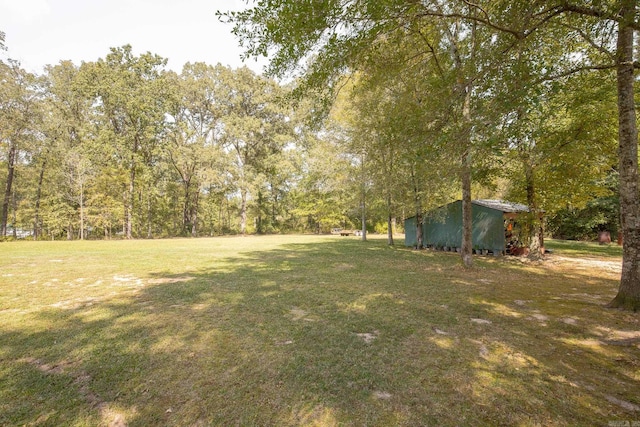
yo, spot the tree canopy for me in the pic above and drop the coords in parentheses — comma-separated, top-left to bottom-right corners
(223, 0, 638, 308)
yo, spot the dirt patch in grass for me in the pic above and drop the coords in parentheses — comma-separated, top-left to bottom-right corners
(355, 331, 379, 343)
(146, 276, 194, 284)
(21, 357, 129, 426)
(549, 255, 622, 276)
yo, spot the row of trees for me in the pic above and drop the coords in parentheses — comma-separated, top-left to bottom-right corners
(0, 46, 342, 240)
(0, 38, 623, 243)
(1, 5, 636, 309)
(223, 1, 637, 309)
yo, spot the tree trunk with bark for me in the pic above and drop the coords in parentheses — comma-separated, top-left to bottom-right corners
(411, 165, 423, 249)
(79, 182, 85, 240)
(1, 140, 17, 237)
(33, 159, 46, 240)
(387, 193, 394, 246)
(257, 190, 263, 234)
(525, 161, 543, 261)
(182, 179, 192, 236)
(240, 188, 247, 235)
(191, 191, 199, 237)
(460, 149, 473, 267)
(608, 0, 640, 310)
(361, 189, 367, 242)
(126, 162, 135, 239)
(460, 80, 473, 267)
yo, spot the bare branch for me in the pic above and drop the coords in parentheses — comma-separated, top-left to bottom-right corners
(459, 0, 492, 24)
(559, 22, 616, 60)
(557, 3, 619, 22)
(556, 2, 640, 30)
(413, 3, 639, 42)
(414, 10, 525, 39)
(537, 63, 617, 82)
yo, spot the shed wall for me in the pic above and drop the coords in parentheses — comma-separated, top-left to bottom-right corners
(404, 216, 418, 247)
(422, 201, 506, 252)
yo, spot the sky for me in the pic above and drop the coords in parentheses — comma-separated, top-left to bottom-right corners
(0, 0, 267, 74)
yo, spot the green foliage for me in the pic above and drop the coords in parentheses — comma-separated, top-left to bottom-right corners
(0, 60, 43, 239)
(547, 172, 620, 241)
(0, 3, 635, 245)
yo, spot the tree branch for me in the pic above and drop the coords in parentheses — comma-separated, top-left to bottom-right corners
(559, 22, 616, 61)
(537, 63, 617, 82)
(414, 10, 525, 39)
(556, 2, 640, 30)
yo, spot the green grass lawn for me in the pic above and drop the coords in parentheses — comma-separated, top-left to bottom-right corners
(545, 238, 624, 258)
(1, 235, 638, 426)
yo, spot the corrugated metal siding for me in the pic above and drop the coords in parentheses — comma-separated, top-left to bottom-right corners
(423, 202, 462, 248)
(472, 203, 506, 251)
(404, 216, 418, 247)
(423, 201, 506, 252)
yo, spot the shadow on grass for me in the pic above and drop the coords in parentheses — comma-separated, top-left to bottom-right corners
(1, 238, 638, 426)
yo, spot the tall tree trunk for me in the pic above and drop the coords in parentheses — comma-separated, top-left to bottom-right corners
(226, 197, 231, 232)
(361, 194, 367, 241)
(191, 191, 199, 237)
(460, 85, 473, 267)
(609, 1, 640, 310)
(218, 193, 224, 235)
(79, 182, 85, 240)
(11, 188, 17, 239)
(183, 179, 191, 236)
(126, 163, 135, 239)
(411, 164, 423, 249)
(460, 149, 473, 267)
(240, 188, 247, 234)
(271, 185, 278, 229)
(257, 190, 263, 234)
(525, 160, 543, 260)
(459, 69, 475, 268)
(147, 192, 153, 239)
(387, 193, 394, 246)
(1, 140, 17, 237)
(33, 159, 46, 240)
(361, 159, 367, 242)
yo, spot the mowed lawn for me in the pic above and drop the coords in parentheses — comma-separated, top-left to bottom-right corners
(1, 235, 638, 426)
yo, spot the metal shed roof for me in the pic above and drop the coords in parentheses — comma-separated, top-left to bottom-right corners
(472, 199, 529, 213)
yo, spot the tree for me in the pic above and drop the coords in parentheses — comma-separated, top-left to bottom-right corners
(39, 61, 96, 240)
(289, 124, 356, 233)
(224, 1, 518, 266)
(346, 78, 406, 245)
(493, 47, 618, 259)
(166, 63, 227, 236)
(225, 1, 640, 309)
(0, 60, 40, 238)
(471, 0, 639, 307)
(83, 45, 171, 239)
(217, 67, 292, 234)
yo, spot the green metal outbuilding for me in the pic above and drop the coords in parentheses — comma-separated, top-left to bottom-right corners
(404, 199, 531, 254)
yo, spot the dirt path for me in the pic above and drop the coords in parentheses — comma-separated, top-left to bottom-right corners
(548, 255, 622, 276)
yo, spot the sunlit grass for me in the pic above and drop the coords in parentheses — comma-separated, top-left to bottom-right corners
(1, 235, 638, 426)
(546, 238, 623, 258)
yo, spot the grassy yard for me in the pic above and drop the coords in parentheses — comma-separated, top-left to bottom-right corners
(0, 235, 638, 426)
